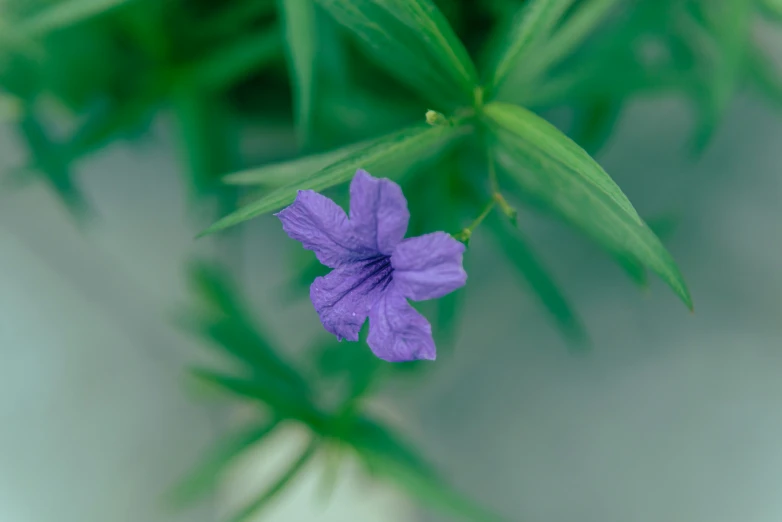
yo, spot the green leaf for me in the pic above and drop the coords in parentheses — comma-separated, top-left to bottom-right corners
(484, 102, 692, 309)
(511, 0, 623, 88)
(184, 263, 311, 395)
(488, 214, 588, 348)
(228, 437, 319, 522)
(277, 0, 318, 148)
(199, 0, 277, 40)
(485, 0, 575, 97)
(485, 102, 639, 219)
(223, 139, 371, 187)
(191, 369, 326, 430)
(167, 419, 280, 507)
(201, 122, 469, 236)
(316, 0, 478, 107)
(684, 1, 752, 153)
(172, 90, 237, 196)
(613, 215, 680, 288)
(747, 42, 782, 110)
(172, 27, 283, 92)
(20, 0, 133, 36)
(759, 0, 782, 22)
(16, 106, 91, 220)
(0, 18, 41, 58)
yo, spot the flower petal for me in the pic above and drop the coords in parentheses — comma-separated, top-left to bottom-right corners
(276, 190, 370, 268)
(349, 170, 409, 255)
(368, 286, 436, 362)
(310, 257, 394, 342)
(391, 232, 467, 301)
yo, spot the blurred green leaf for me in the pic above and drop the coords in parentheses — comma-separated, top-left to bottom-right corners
(224, 138, 371, 187)
(0, 18, 41, 57)
(64, 96, 158, 159)
(167, 418, 280, 507)
(685, 1, 752, 152)
(485, 0, 575, 97)
(172, 90, 237, 196)
(16, 106, 90, 219)
(485, 101, 692, 309)
(20, 0, 133, 36)
(201, 122, 470, 235)
(184, 263, 310, 395)
(747, 42, 782, 110)
(173, 27, 283, 92)
(278, 0, 318, 148)
(488, 213, 588, 347)
(191, 369, 326, 429)
(759, 0, 782, 22)
(228, 437, 319, 522)
(200, 0, 277, 40)
(316, 0, 478, 108)
(511, 0, 622, 88)
(349, 417, 504, 522)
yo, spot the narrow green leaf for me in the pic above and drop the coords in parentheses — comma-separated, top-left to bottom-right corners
(346, 416, 432, 475)
(16, 107, 90, 220)
(488, 214, 588, 347)
(485, 102, 640, 220)
(201, 122, 468, 235)
(172, 90, 228, 195)
(223, 139, 371, 187)
(747, 42, 782, 110)
(199, 0, 277, 40)
(512, 0, 623, 88)
(485, 0, 575, 97)
(759, 0, 782, 22)
(613, 215, 680, 288)
(684, 1, 752, 153)
(191, 369, 325, 429)
(485, 102, 692, 308)
(362, 455, 505, 522)
(316, 0, 478, 107)
(184, 263, 311, 395)
(228, 437, 319, 522)
(20, 0, 133, 36)
(349, 417, 505, 522)
(173, 28, 283, 92)
(277, 0, 318, 147)
(167, 419, 280, 507)
(614, 254, 648, 288)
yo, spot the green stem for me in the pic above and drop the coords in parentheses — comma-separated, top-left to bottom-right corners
(456, 199, 496, 243)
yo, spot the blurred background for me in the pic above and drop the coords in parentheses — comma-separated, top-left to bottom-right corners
(2, 1, 782, 521)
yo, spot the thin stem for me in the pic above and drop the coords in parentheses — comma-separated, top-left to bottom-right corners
(456, 199, 496, 243)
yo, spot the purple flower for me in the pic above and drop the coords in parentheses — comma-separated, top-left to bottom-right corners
(275, 170, 467, 362)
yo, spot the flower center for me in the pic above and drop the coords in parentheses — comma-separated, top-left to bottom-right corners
(359, 255, 394, 294)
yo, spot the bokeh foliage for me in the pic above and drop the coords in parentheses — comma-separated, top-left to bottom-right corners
(3, 0, 782, 519)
